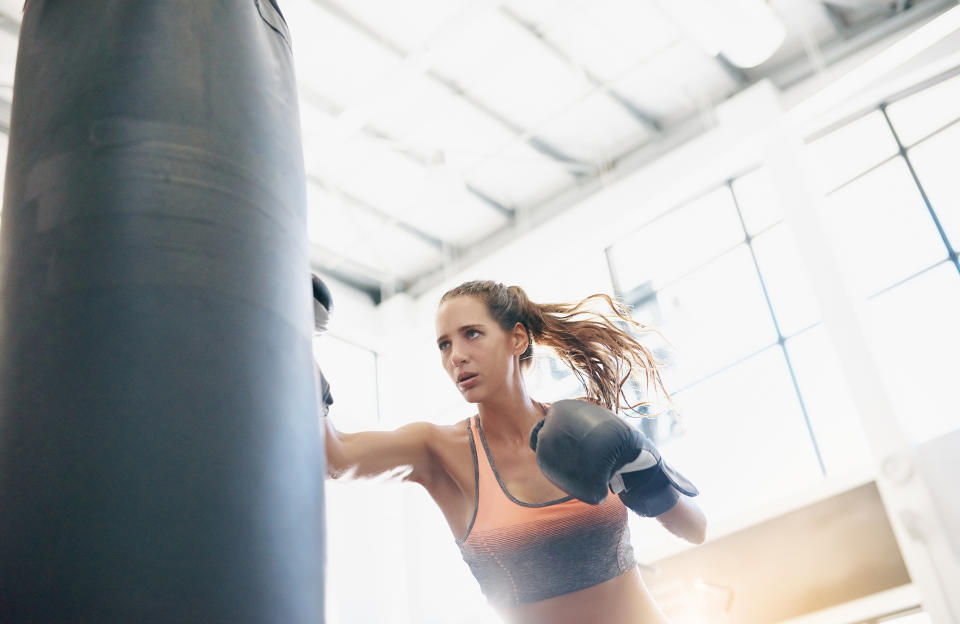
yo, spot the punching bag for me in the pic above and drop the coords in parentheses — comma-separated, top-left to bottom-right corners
(0, 1, 325, 622)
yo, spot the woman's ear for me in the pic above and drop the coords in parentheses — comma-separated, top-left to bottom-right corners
(512, 322, 529, 356)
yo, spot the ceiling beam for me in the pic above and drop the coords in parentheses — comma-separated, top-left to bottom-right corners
(466, 183, 515, 218)
(309, 0, 587, 175)
(0, 11, 18, 36)
(821, 2, 852, 34)
(298, 87, 456, 171)
(402, 113, 714, 299)
(498, 5, 664, 134)
(770, 0, 955, 88)
(401, 0, 959, 301)
(0, 96, 10, 134)
(714, 52, 750, 86)
(307, 174, 448, 252)
(310, 259, 385, 304)
(299, 89, 513, 241)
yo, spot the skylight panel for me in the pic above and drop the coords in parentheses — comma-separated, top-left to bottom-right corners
(756, 0, 837, 70)
(330, 136, 430, 216)
(359, 222, 445, 278)
(613, 40, 739, 125)
(397, 179, 510, 247)
(306, 182, 383, 254)
(283, 0, 402, 107)
(427, 7, 595, 129)
(517, 0, 681, 83)
(308, 182, 440, 279)
(322, 0, 475, 52)
(535, 89, 655, 163)
(465, 141, 574, 209)
(361, 72, 517, 169)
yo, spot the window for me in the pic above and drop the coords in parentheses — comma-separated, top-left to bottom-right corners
(808, 71, 960, 445)
(607, 180, 828, 523)
(751, 223, 822, 335)
(908, 120, 960, 249)
(806, 110, 899, 193)
(863, 262, 960, 445)
(604, 70, 960, 522)
(785, 325, 872, 476)
(652, 244, 778, 389)
(885, 71, 960, 146)
(608, 187, 744, 292)
(731, 167, 781, 235)
(663, 346, 822, 517)
(821, 158, 947, 299)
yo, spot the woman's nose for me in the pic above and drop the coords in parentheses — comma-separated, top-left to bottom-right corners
(449, 342, 467, 365)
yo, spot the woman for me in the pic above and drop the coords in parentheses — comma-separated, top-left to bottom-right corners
(322, 280, 706, 624)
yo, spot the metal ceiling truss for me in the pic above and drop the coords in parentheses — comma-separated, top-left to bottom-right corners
(465, 183, 515, 219)
(771, 0, 956, 88)
(0, 96, 10, 134)
(821, 1, 853, 34)
(308, 174, 448, 251)
(307, 174, 455, 300)
(714, 52, 751, 86)
(403, 113, 714, 299)
(299, 85, 510, 298)
(400, 0, 960, 300)
(0, 13, 16, 37)
(312, 259, 387, 304)
(498, 5, 664, 134)
(310, 0, 590, 176)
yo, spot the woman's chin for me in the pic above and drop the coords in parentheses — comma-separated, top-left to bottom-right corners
(459, 387, 484, 404)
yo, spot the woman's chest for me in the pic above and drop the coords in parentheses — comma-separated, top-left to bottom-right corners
(485, 447, 569, 504)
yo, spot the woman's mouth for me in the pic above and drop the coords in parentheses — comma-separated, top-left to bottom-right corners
(458, 373, 479, 389)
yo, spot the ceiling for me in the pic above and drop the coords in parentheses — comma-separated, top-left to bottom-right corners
(0, 0, 952, 303)
(281, 0, 954, 302)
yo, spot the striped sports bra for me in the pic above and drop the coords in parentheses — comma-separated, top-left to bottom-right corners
(456, 414, 637, 607)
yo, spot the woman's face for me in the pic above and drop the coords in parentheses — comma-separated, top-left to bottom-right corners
(435, 295, 526, 403)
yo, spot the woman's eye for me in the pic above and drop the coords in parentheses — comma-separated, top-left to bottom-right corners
(466, 329, 480, 338)
(438, 341, 449, 351)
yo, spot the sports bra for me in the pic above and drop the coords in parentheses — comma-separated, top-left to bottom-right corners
(456, 413, 637, 607)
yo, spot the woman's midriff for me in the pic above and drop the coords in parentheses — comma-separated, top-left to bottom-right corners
(496, 567, 669, 624)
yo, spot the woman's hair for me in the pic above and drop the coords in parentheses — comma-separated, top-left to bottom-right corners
(439, 280, 670, 414)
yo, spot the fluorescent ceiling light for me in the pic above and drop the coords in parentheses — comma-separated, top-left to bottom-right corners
(659, 0, 786, 68)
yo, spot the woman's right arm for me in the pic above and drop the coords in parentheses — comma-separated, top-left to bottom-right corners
(324, 416, 439, 487)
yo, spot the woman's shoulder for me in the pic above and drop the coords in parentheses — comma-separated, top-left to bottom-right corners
(420, 418, 477, 488)
(392, 416, 472, 453)
(431, 416, 474, 443)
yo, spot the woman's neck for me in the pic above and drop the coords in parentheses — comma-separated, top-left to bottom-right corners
(477, 387, 543, 448)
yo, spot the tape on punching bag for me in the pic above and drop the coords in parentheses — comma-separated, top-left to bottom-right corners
(0, 2, 325, 622)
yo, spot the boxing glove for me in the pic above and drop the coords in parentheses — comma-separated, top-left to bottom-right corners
(315, 363, 334, 417)
(530, 400, 697, 516)
(312, 273, 334, 414)
(312, 273, 333, 335)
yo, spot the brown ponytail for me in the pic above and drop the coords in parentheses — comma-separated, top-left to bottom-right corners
(439, 280, 670, 413)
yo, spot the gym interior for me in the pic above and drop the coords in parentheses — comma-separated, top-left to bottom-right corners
(0, 1, 957, 623)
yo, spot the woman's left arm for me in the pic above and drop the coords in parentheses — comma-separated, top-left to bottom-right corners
(656, 496, 707, 544)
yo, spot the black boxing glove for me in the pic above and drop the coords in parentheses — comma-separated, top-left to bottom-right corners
(312, 273, 333, 335)
(312, 273, 334, 414)
(530, 400, 697, 516)
(315, 362, 333, 417)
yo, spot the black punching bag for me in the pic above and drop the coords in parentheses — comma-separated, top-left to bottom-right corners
(0, 1, 325, 622)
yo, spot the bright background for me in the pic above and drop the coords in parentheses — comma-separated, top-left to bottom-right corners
(0, 1, 956, 623)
